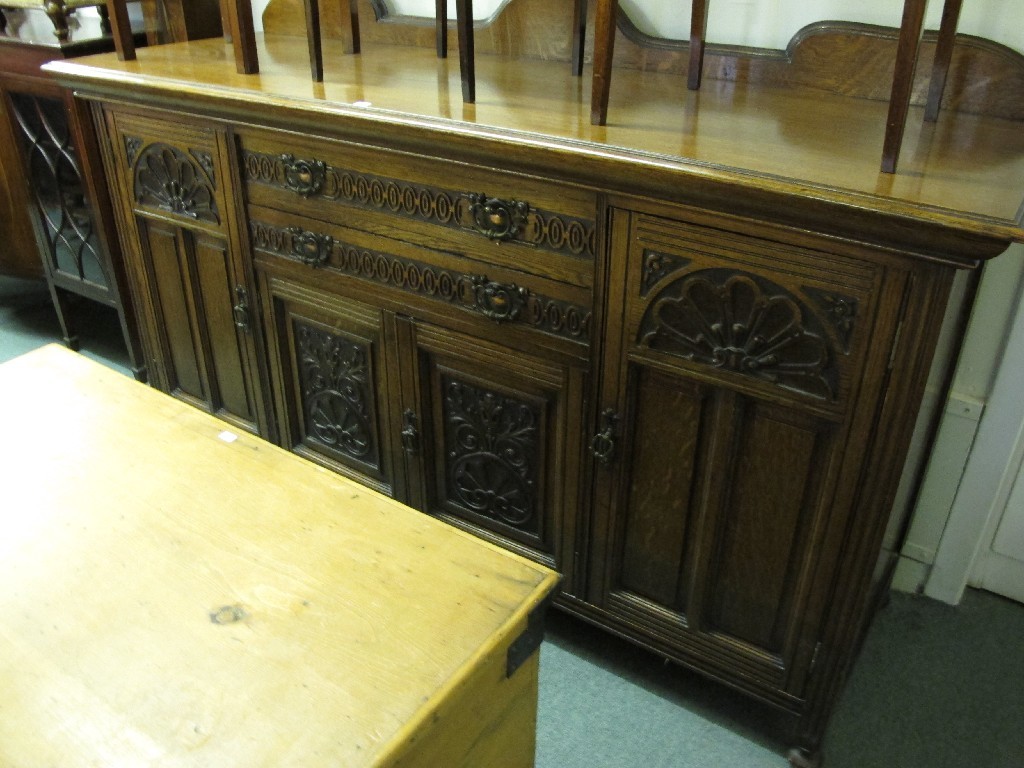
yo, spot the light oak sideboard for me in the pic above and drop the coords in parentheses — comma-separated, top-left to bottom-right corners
(46, 4, 1024, 764)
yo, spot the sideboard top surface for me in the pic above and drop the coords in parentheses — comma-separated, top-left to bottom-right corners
(45, 32, 1024, 259)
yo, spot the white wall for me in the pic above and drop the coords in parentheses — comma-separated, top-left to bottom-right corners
(893, 246, 1024, 601)
(358, 0, 1024, 55)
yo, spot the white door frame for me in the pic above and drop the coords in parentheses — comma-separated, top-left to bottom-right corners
(925, 281, 1024, 604)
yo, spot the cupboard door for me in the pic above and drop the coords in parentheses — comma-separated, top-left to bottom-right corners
(136, 217, 264, 435)
(590, 209, 885, 698)
(258, 274, 403, 499)
(598, 354, 841, 693)
(96, 106, 271, 437)
(399, 319, 585, 591)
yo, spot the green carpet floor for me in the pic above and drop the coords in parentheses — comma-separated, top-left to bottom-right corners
(538, 589, 1024, 767)
(4, 274, 1023, 767)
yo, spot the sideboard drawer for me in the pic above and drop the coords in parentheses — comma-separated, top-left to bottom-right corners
(248, 205, 594, 347)
(237, 129, 598, 290)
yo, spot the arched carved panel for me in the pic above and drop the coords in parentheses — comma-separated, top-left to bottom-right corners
(442, 378, 540, 532)
(133, 142, 219, 224)
(295, 322, 378, 467)
(638, 269, 837, 400)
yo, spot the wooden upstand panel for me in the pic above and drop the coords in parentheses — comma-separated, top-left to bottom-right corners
(44, 9, 1024, 765)
(0, 345, 559, 767)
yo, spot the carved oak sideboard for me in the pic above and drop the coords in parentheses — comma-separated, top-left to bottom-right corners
(46, 8, 1024, 766)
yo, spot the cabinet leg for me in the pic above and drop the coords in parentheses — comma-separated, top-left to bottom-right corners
(787, 746, 822, 768)
(48, 286, 80, 352)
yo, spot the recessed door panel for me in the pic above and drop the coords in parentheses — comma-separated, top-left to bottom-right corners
(705, 400, 833, 654)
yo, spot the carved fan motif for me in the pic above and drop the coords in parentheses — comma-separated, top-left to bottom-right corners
(296, 324, 375, 463)
(443, 379, 540, 531)
(134, 144, 218, 223)
(639, 269, 837, 399)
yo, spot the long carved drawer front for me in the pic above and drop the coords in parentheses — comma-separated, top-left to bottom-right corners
(111, 111, 227, 233)
(238, 131, 598, 289)
(628, 214, 881, 410)
(249, 206, 593, 345)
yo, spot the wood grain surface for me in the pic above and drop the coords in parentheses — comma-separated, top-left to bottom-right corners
(45, 30, 1024, 256)
(0, 345, 558, 767)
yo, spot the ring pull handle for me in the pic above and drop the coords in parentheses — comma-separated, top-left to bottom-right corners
(590, 408, 618, 465)
(401, 409, 420, 454)
(470, 275, 529, 323)
(287, 226, 333, 268)
(466, 193, 530, 243)
(280, 153, 326, 197)
(233, 285, 251, 333)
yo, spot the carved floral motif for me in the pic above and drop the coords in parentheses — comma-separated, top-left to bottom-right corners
(641, 249, 690, 295)
(124, 136, 142, 166)
(134, 143, 218, 223)
(295, 323, 376, 464)
(443, 379, 540, 531)
(804, 286, 858, 353)
(191, 150, 216, 186)
(639, 269, 837, 399)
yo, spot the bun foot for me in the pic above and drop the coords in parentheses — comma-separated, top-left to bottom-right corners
(787, 747, 822, 768)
